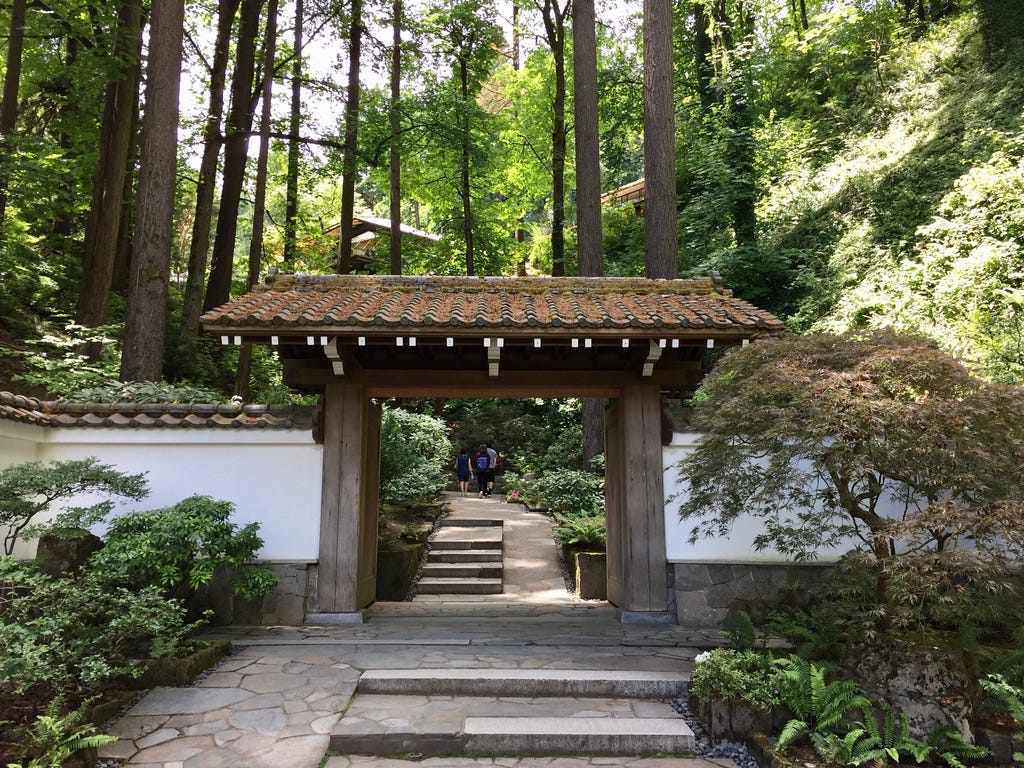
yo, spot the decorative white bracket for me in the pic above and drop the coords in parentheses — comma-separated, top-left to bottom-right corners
(642, 338, 663, 377)
(323, 338, 344, 376)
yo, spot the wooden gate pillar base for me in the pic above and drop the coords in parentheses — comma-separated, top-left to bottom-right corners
(308, 377, 379, 621)
(605, 384, 670, 617)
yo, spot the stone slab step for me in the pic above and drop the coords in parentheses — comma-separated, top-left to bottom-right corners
(440, 518, 503, 527)
(463, 716, 694, 756)
(330, 694, 693, 757)
(431, 526, 503, 550)
(417, 577, 503, 594)
(357, 668, 687, 698)
(421, 562, 503, 579)
(427, 548, 502, 563)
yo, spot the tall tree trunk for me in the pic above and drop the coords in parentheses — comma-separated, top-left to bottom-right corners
(282, 0, 303, 270)
(203, 0, 263, 311)
(78, 0, 144, 343)
(538, 0, 568, 277)
(459, 58, 474, 276)
(573, 0, 604, 466)
(573, 0, 601, 278)
(0, 0, 27, 228)
(511, 0, 520, 71)
(182, 0, 243, 346)
(236, 0, 279, 399)
(120, 0, 184, 382)
(643, 0, 677, 279)
(388, 0, 402, 275)
(693, 1, 715, 112)
(337, 0, 363, 274)
(112, 91, 141, 294)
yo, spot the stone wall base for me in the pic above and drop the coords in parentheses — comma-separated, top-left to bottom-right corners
(671, 561, 831, 627)
(231, 562, 315, 625)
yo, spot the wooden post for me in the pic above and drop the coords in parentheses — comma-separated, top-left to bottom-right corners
(604, 399, 625, 607)
(358, 400, 381, 607)
(606, 384, 669, 618)
(313, 377, 375, 622)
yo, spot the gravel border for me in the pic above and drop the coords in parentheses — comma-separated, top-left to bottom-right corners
(672, 683, 761, 768)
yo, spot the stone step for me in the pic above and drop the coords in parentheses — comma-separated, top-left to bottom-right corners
(463, 716, 694, 756)
(421, 562, 503, 579)
(357, 669, 687, 699)
(431, 526, 503, 550)
(427, 548, 502, 563)
(417, 577, 503, 594)
(330, 694, 694, 757)
(440, 518, 503, 527)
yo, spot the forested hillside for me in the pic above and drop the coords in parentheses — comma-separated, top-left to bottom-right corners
(0, 0, 1020, 397)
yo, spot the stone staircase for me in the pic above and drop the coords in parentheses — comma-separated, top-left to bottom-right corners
(330, 667, 695, 757)
(416, 518, 504, 595)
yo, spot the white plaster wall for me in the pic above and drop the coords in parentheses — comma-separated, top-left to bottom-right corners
(0, 422, 322, 562)
(663, 431, 897, 564)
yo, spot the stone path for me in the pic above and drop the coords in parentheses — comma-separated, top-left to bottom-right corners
(100, 493, 739, 768)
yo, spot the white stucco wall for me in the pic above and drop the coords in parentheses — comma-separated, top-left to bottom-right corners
(663, 431, 885, 564)
(1, 422, 323, 562)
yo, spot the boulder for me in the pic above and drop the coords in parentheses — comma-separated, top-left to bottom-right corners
(34, 529, 103, 575)
(843, 641, 974, 740)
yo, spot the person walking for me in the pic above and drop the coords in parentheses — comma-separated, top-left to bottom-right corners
(474, 444, 490, 498)
(456, 448, 471, 496)
(485, 442, 498, 497)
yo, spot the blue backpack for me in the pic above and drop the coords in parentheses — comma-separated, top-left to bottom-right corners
(475, 453, 489, 471)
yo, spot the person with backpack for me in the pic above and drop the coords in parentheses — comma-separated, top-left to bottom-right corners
(474, 444, 490, 497)
(485, 442, 498, 497)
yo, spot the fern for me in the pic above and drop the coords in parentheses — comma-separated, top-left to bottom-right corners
(810, 728, 887, 767)
(776, 655, 872, 730)
(979, 674, 1024, 762)
(928, 727, 993, 768)
(8, 697, 117, 768)
(862, 703, 932, 765)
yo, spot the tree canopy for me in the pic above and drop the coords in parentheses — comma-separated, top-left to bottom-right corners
(0, 0, 1021, 395)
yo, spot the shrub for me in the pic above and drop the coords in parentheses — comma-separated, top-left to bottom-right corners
(555, 514, 606, 550)
(379, 407, 452, 504)
(522, 469, 604, 517)
(85, 495, 277, 601)
(0, 459, 148, 556)
(0, 558, 198, 697)
(689, 649, 780, 711)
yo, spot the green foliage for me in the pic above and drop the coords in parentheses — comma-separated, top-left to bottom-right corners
(379, 407, 452, 505)
(0, 458, 148, 556)
(3, 322, 122, 398)
(554, 514, 606, 550)
(521, 469, 604, 517)
(676, 331, 1024, 632)
(444, 398, 583, 476)
(69, 380, 229, 404)
(721, 610, 756, 651)
(690, 649, 780, 712)
(85, 495, 276, 601)
(5, 696, 116, 768)
(927, 727, 994, 768)
(979, 675, 1024, 761)
(0, 558, 198, 697)
(775, 655, 873, 750)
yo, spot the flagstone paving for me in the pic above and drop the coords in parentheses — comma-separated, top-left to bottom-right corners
(100, 494, 746, 767)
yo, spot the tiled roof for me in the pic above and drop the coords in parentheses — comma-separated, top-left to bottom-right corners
(200, 274, 786, 336)
(0, 391, 314, 430)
